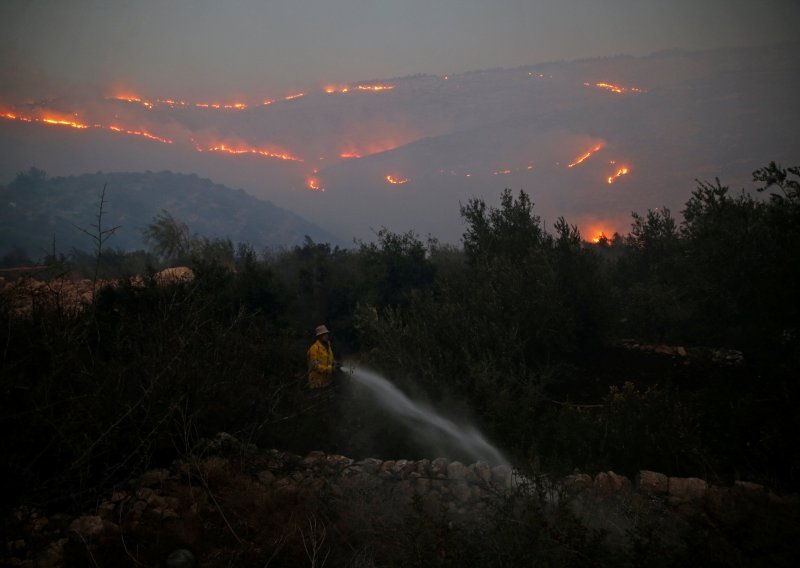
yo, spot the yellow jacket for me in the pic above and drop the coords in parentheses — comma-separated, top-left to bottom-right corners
(307, 339, 334, 388)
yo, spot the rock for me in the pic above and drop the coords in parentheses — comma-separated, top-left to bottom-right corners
(379, 460, 396, 478)
(394, 480, 415, 500)
(110, 490, 128, 503)
(415, 478, 431, 495)
(36, 538, 67, 568)
(257, 470, 276, 486)
(421, 492, 442, 512)
(472, 461, 492, 484)
(303, 450, 326, 466)
(595, 471, 631, 497)
(392, 459, 410, 476)
(734, 481, 765, 495)
(325, 454, 353, 468)
(564, 473, 593, 492)
(451, 481, 472, 502)
(668, 477, 708, 503)
(491, 465, 512, 489)
(155, 266, 195, 286)
(355, 458, 382, 474)
(68, 515, 105, 538)
(132, 500, 148, 518)
(431, 458, 449, 477)
(136, 487, 155, 502)
(416, 459, 431, 476)
(96, 502, 115, 521)
(139, 468, 170, 488)
(637, 470, 669, 494)
(447, 461, 469, 480)
(166, 548, 196, 567)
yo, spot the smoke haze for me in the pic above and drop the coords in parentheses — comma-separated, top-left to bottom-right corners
(1, 2, 799, 245)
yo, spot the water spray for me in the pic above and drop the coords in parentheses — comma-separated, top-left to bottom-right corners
(342, 361, 508, 465)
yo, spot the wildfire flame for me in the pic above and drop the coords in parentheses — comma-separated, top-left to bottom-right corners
(1, 111, 174, 143)
(307, 177, 324, 191)
(284, 93, 304, 101)
(340, 152, 361, 159)
(584, 82, 643, 94)
(111, 95, 154, 109)
(607, 167, 630, 184)
(357, 84, 395, 92)
(41, 117, 89, 129)
(568, 144, 604, 168)
(325, 85, 351, 94)
(203, 143, 302, 162)
(386, 175, 408, 185)
(108, 125, 173, 144)
(493, 169, 512, 175)
(591, 231, 608, 244)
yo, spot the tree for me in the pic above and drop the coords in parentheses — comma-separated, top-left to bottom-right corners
(142, 210, 195, 263)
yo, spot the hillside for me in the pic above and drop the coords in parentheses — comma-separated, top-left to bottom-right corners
(0, 169, 345, 258)
(1, 44, 798, 242)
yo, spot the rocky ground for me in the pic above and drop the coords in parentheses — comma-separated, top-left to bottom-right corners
(3, 432, 797, 567)
(0, 267, 194, 316)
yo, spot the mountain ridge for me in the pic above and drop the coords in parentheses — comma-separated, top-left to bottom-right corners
(0, 169, 346, 258)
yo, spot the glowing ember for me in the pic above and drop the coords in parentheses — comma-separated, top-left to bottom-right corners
(284, 93, 304, 101)
(204, 143, 303, 162)
(584, 82, 643, 94)
(607, 167, 630, 184)
(357, 84, 395, 92)
(263, 99, 274, 106)
(325, 85, 351, 94)
(567, 144, 604, 168)
(386, 175, 408, 185)
(340, 152, 361, 159)
(307, 177, 324, 192)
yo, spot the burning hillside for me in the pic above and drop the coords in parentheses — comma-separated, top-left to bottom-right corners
(1, 44, 798, 243)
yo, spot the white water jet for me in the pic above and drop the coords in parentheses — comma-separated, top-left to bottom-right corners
(345, 362, 508, 465)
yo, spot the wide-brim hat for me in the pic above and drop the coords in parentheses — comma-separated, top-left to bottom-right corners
(315, 325, 330, 336)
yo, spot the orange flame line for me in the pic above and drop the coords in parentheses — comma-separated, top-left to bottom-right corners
(607, 167, 630, 184)
(357, 85, 395, 92)
(386, 175, 408, 185)
(205, 144, 303, 162)
(568, 144, 603, 168)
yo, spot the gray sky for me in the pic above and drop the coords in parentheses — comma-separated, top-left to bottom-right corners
(2, 0, 798, 99)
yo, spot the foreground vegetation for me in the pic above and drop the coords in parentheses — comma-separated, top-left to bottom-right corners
(1, 162, 798, 562)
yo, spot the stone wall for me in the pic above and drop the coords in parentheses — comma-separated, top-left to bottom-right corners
(5, 432, 797, 566)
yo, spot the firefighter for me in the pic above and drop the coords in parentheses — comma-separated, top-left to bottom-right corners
(307, 324, 341, 388)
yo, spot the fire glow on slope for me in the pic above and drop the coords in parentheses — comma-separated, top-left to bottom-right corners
(307, 177, 324, 192)
(357, 84, 395, 92)
(568, 144, 604, 168)
(1, 111, 173, 143)
(584, 82, 644, 94)
(201, 144, 303, 162)
(607, 167, 630, 184)
(386, 175, 408, 185)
